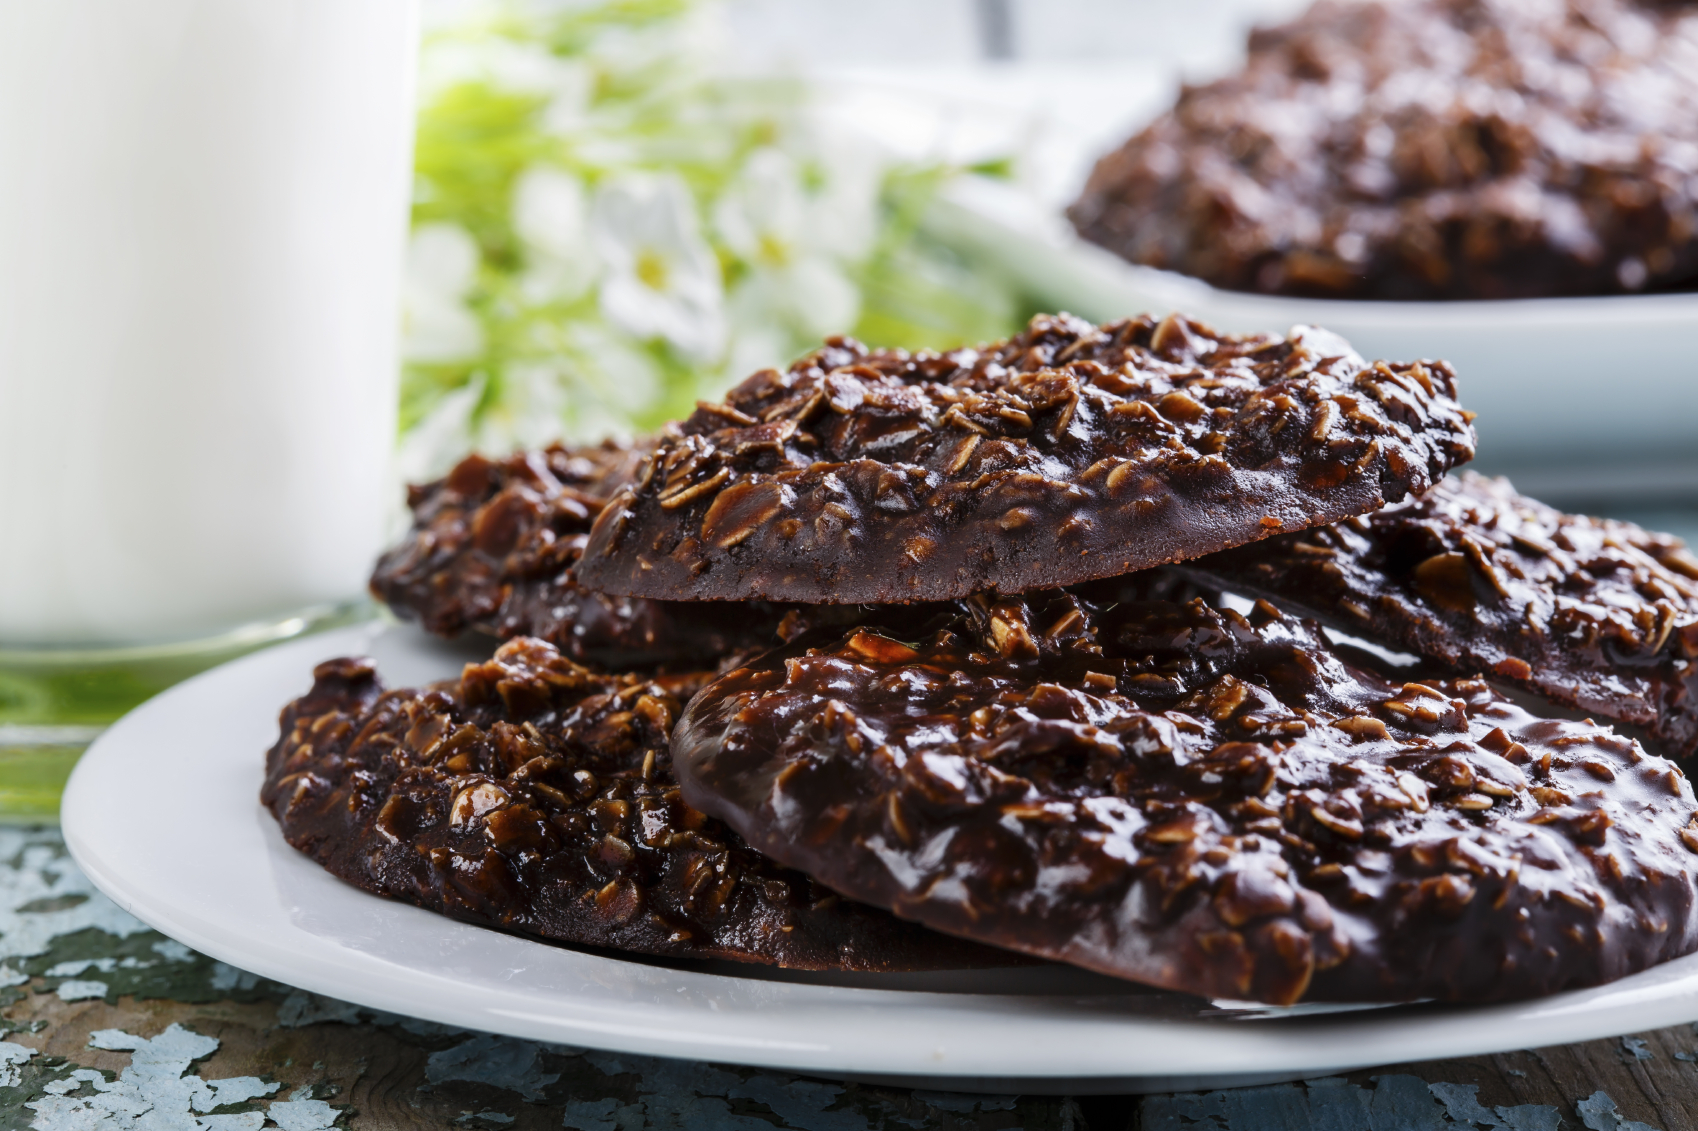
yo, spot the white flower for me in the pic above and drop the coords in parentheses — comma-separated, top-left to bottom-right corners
(789, 125, 885, 262)
(512, 166, 597, 304)
(723, 325, 790, 384)
(537, 60, 594, 136)
(473, 362, 570, 455)
(418, 37, 572, 102)
(716, 148, 861, 340)
(715, 148, 805, 265)
(727, 260, 859, 348)
(591, 173, 725, 360)
(402, 223, 483, 363)
(396, 374, 484, 484)
(512, 319, 665, 443)
(555, 321, 664, 440)
(583, 7, 722, 92)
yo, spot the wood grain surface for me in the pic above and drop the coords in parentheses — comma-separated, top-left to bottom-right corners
(2, 826, 1691, 1130)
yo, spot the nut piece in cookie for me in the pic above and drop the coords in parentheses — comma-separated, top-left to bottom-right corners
(1069, 0, 1698, 299)
(370, 440, 794, 669)
(578, 312, 1476, 604)
(1178, 472, 1698, 759)
(673, 594, 1698, 1003)
(261, 639, 1020, 971)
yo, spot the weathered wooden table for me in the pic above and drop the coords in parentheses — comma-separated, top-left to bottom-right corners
(0, 824, 1691, 1131)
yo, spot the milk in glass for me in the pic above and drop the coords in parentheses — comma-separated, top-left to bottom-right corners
(0, 0, 417, 647)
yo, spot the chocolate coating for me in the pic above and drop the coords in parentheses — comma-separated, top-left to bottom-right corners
(370, 440, 794, 669)
(577, 313, 1476, 604)
(1070, 0, 1698, 300)
(1178, 473, 1698, 759)
(261, 639, 1018, 971)
(674, 594, 1698, 1003)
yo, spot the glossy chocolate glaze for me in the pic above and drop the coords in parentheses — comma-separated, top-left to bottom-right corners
(1070, 0, 1698, 300)
(1180, 474, 1698, 759)
(578, 313, 1476, 604)
(369, 440, 795, 669)
(261, 639, 1021, 972)
(674, 594, 1698, 1003)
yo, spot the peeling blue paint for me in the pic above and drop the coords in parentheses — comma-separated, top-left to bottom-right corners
(272, 988, 466, 1040)
(274, 991, 367, 1030)
(0, 1038, 36, 1086)
(1370, 1073, 1448, 1129)
(581, 1051, 853, 1131)
(563, 1096, 639, 1131)
(42, 1068, 108, 1096)
(1620, 1038, 1654, 1062)
(56, 978, 109, 1001)
(1429, 1081, 1497, 1124)
(1302, 1076, 1376, 1129)
(908, 1091, 1017, 1113)
(209, 962, 264, 993)
(1428, 1082, 1561, 1131)
(722, 1072, 869, 1131)
(0, 829, 149, 962)
(53, 953, 185, 978)
(266, 1097, 344, 1131)
(1576, 1091, 1660, 1131)
(0, 827, 1677, 1131)
(1493, 1109, 1563, 1131)
(1142, 1073, 1568, 1131)
(17, 1023, 352, 1131)
(427, 1034, 563, 1102)
(151, 940, 194, 964)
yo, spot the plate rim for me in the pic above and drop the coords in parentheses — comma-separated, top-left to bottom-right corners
(935, 177, 1698, 329)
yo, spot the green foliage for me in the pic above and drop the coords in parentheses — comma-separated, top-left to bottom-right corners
(398, 0, 1025, 474)
(851, 166, 1022, 352)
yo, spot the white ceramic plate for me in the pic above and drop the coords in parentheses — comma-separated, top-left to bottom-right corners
(62, 623, 1698, 1094)
(927, 178, 1698, 478)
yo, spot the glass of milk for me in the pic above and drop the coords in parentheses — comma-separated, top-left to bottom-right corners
(0, 0, 419, 810)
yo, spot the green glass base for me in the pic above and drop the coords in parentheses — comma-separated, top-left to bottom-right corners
(0, 602, 373, 821)
(0, 733, 92, 823)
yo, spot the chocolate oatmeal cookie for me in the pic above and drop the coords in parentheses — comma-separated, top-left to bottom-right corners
(262, 639, 1015, 971)
(1177, 473, 1698, 758)
(370, 440, 793, 669)
(674, 593, 1698, 1003)
(577, 313, 1476, 604)
(1070, 0, 1698, 300)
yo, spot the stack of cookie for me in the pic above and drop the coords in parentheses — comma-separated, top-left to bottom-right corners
(262, 313, 1698, 1004)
